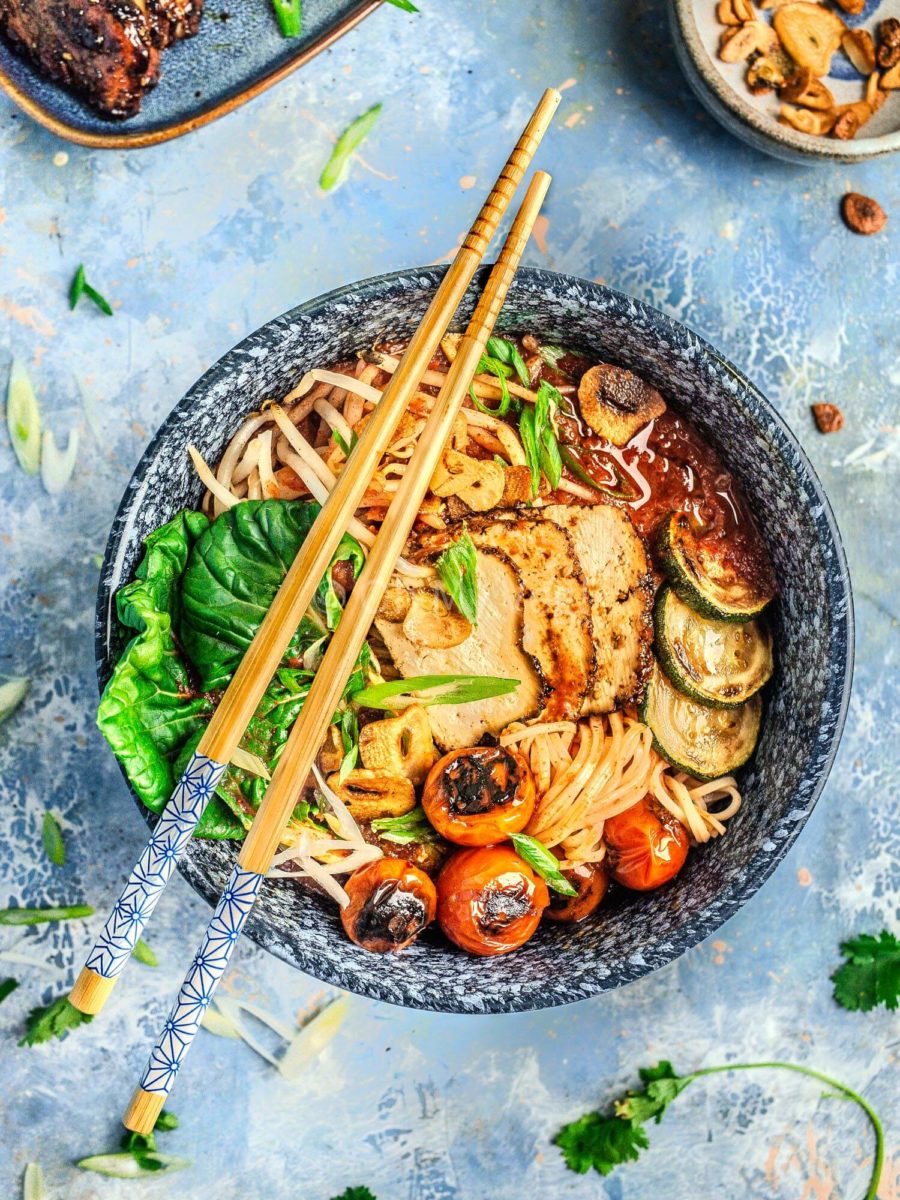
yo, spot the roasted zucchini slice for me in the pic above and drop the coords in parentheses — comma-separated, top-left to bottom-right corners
(656, 512, 774, 622)
(639, 664, 762, 779)
(654, 586, 773, 708)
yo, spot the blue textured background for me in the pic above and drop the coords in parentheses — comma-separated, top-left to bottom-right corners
(0, 1, 897, 1196)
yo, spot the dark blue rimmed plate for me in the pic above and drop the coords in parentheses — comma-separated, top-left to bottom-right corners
(0, 0, 378, 149)
(96, 266, 854, 1013)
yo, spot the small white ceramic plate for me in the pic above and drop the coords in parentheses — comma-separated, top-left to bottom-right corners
(670, 0, 900, 161)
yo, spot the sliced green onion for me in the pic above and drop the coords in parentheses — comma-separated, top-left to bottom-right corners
(509, 833, 577, 896)
(200, 1005, 241, 1039)
(383, 0, 418, 9)
(320, 103, 382, 192)
(371, 807, 439, 845)
(352, 673, 519, 711)
(41, 812, 65, 867)
(435, 531, 478, 626)
(6, 359, 41, 475)
(559, 445, 637, 501)
(486, 336, 530, 387)
(0, 905, 93, 926)
(132, 938, 158, 967)
(23, 1163, 45, 1200)
(40, 428, 79, 495)
(69, 265, 113, 316)
(0, 677, 29, 726)
(0, 977, 19, 1004)
(271, 0, 301, 36)
(77, 1153, 190, 1178)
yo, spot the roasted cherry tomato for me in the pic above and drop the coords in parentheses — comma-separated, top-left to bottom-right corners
(603, 797, 689, 891)
(341, 858, 437, 953)
(421, 746, 536, 847)
(545, 856, 609, 923)
(436, 845, 549, 956)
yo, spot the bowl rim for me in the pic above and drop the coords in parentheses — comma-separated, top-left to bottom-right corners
(669, 0, 900, 161)
(95, 264, 855, 1011)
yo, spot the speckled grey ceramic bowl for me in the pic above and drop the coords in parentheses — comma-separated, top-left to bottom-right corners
(670, 0, 900, 162)
(96, 266, 853, 1013)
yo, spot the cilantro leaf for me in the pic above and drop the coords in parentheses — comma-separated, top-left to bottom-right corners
(832, 930, 900, 1012)
(435, 530, 478, 625)
(554, 1111, 649, 1175)
(331, 1189, 377, 1200)
(0, 977, 19, 1004)
(616, 1061, 691, 1124)
(19, 996, 93, 1046)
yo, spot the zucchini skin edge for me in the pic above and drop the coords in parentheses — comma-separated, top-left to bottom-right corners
(655, 516, 772, 624)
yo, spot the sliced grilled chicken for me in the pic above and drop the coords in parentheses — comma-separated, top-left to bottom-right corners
(542, 503, 654, 712)
(461, 516, 595, 720)
(375, 548, 543, 748)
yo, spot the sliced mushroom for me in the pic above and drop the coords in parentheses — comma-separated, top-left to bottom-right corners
(430, 449, 505, 513)
(402, 589, 472, 649)
(326, 769, 416, 820)
(577, 364, 666, 446)
(359, 705, 436, 785)
(377, 584, 413, 623)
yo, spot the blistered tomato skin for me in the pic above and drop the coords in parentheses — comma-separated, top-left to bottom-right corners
(545, 858, 610, 923)
(603, 797, 689, 891)
(341, 858, 437, 953)
(421, 746, 537, 847)
(436, 845, 549, 956)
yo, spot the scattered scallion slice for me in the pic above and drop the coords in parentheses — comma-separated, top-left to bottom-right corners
(76, 1153, 190, 1178)
(435, 531, 478, 625)
(320, 103, 382, 192)
(69, 265, 113, 316)
(486, 335, 530, 388)
(40, 428, 79, 495)
(371, 807, 438, 845)
(6, 360, 41, 475)
(271, 0, 301, 36)
(200, 1005, 241, 1039)
(132, 938, 158, 967)
(0, 977, 19, 1004)
(383, 0, 417, 9)
(509, 833, 577, 896)
(0, 904, 93, 926)
(23, 1162, 45, 1200)
(41, 812, 65, 867)
(351, 673, 519, 711)
(0, 677, 29, 726)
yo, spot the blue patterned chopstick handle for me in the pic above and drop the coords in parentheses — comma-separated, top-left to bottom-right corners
(139, 865, 263, 1096)
(84, 753, 227, 979)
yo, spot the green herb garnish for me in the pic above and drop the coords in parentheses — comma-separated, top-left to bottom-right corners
(20, 997, 93, 1046)
(352, 673, 519, 711)
(331, 1188, 377, 1200)
(0, 677, 29, 725)
(320, 103, 382, 192)
(383, 0, 417, 9)
(486, 335, 530, 387)
(371, 806, 439, 845)
(69, 264, 113, 316)
(435, 530, 478, 626)
(538, 343, 574, 378)
(832, 930, 900, 1013)
(0, 904, 92, 926)
(41, 812, 65, 867)
(555, 1060, 884, 1197)
(0, 977, 19, 1004)
(509, 833, 576, 896)
(271, 0, 300, 36)
(6, 360, 41, 475)
(337, 706, 359, 783)
(23, 1162, 44, 1200)
(469, 352, 512, 416)
(132, 938, 159, 967)
(518, 380, 562, 496)
(79, 1111, 185, 1176)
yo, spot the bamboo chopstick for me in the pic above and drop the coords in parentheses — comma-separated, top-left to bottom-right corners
(123, 170, 552, 1135)
(69, 87, 560, 1020)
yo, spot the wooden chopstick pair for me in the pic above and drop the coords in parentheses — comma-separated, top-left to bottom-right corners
(65, 89, 558, 1131)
